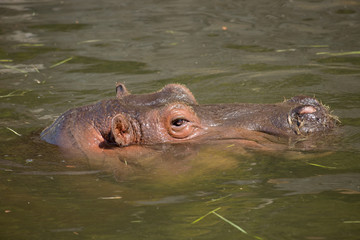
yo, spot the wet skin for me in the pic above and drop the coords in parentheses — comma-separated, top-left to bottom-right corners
(40, 83, 338, 158)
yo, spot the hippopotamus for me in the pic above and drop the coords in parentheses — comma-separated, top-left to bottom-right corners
(40, 83, 338, 158)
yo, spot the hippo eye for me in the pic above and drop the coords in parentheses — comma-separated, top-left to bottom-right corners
(171, 118, 188, 127)
(163, 103, 202, 140)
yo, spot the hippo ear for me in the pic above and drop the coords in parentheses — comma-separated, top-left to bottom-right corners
(116, 83, 130, 99)
(111, 113, 138, 146)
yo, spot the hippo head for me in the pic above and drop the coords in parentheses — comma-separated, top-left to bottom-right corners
(111, 102, 204, 146)
(40, 83, 338, 155)
(108, 83, 206, 147)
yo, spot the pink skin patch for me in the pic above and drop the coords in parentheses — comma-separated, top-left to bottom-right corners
(299, 106, 317, 115)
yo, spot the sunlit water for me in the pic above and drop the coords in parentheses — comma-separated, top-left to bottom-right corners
(1, 0, 359, 239)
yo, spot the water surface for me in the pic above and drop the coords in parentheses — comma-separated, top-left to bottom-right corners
(1, 0, 359, 239)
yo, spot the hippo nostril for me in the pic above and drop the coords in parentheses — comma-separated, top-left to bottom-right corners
(288, 105, 321, 135)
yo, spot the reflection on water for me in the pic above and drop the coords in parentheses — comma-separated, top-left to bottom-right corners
(0, 0, 359, 239)
(269, 173, 360, 195)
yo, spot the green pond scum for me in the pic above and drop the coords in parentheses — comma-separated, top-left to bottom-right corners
(0, 46, 70, 62)
(30, 23, 89, 32)
(224, 44, 274, 53)
(65, 56, 157, 74)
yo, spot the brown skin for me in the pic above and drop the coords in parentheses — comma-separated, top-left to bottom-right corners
(40, 83, 338, 158)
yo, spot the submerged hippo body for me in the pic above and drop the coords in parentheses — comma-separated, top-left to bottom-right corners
(40, 83, 338, 157)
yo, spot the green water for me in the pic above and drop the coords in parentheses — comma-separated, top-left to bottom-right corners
(1, 0, 359, 239)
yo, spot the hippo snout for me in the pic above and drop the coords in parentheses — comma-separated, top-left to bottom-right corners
(287, 96, 338, 135)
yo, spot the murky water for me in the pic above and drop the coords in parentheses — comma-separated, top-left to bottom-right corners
(1, 0, 359, 239)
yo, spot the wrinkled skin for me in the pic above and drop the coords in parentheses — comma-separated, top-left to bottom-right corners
(40, 83, 338, 159)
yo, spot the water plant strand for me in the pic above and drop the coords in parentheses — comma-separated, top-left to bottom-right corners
(6, 127, 22, 137)
(50, 57, 73, 68)
(212, 211, 248, 234)
(191, 207, 221, 224)
(307, 162, 337, 169)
